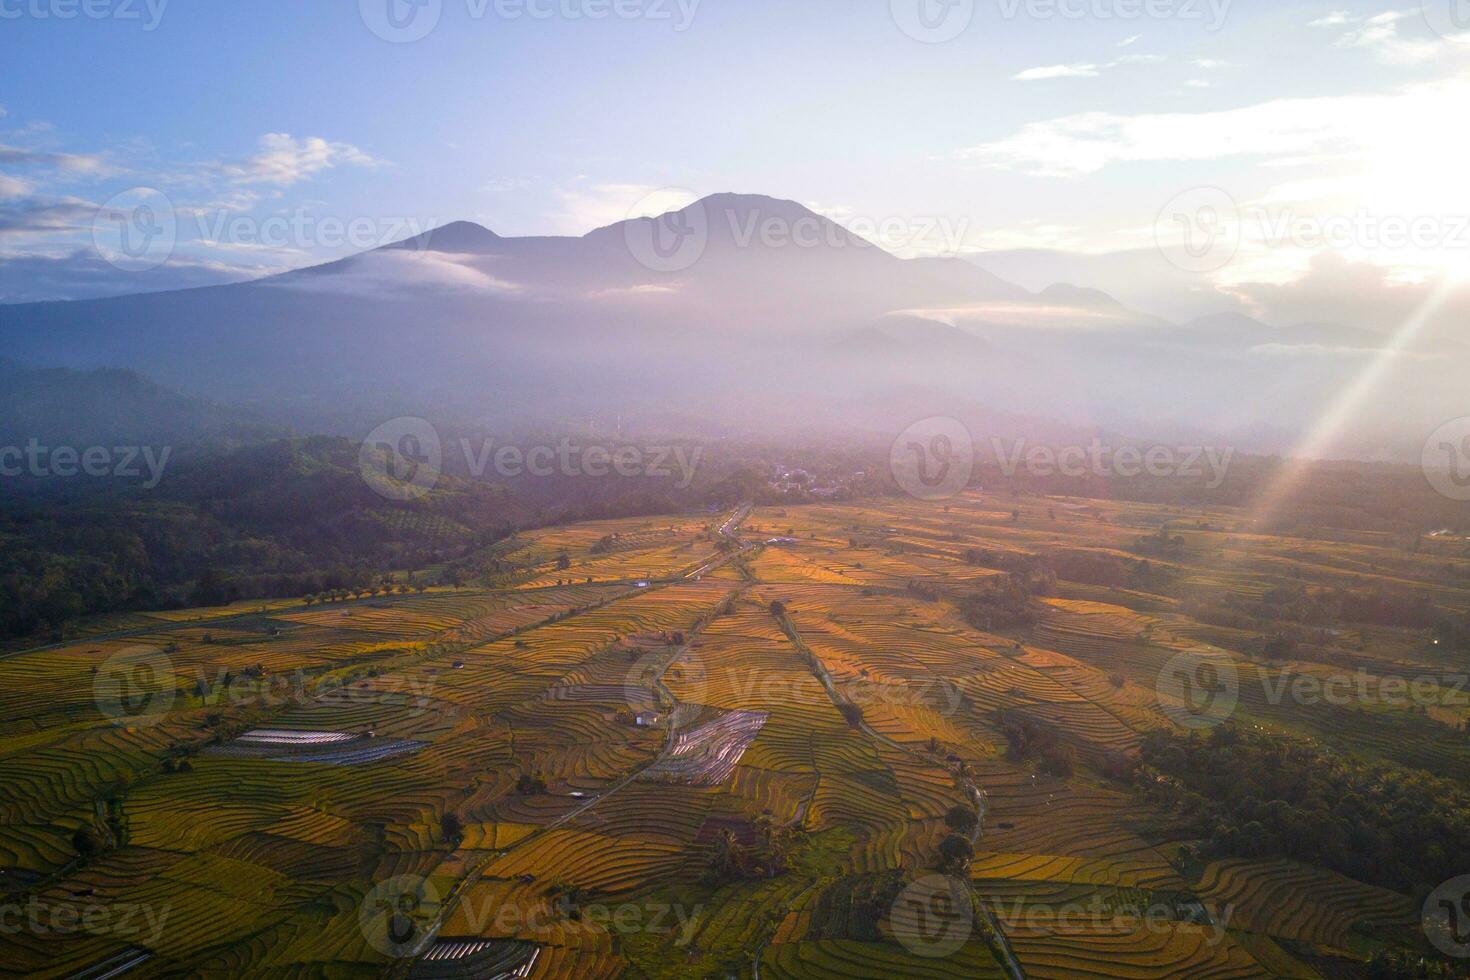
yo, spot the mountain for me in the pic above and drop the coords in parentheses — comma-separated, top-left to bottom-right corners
(0, 194, 1041, 422)
(1037, 282, 1128, 312)
(0, 192, 1463, 457)
(388, 220, 504, 253)
(0, 365, 282, 450)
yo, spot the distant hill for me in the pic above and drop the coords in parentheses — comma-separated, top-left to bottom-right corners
(0, 192, 1464, 457)
(0, 365, 281, 450)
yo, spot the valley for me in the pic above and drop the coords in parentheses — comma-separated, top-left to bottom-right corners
(1, 492, 1464, 977)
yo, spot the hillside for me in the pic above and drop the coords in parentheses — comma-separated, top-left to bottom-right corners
(1, 494, 1465, 976)
(4, 193, 1456, 457)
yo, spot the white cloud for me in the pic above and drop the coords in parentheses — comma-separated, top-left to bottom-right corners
(0, 196, 99, 237)
(969, 222, 1091, 252)
(551, 182, 696, 235)
(1225, 253, 1470, 339)
(1309, 10, 1352, 27)
(1012, 63, 1103, 81)
(954, 74, 1470, 177)
(0, 175, 30, 199)
(483, 176, 533, 194)
(219, 133, 380, 187)
(1248, 342, 1440, 359)
(1185, 79, 1213, 88)
(589, 283, 680, 298)
(957, 74, 1470, 288)
(1012, 53, 1166, 81)
(0, 145, 110, 176)
(274, 249, 519, 297)
(0, 249, 255, 303)
(892, 300, 1141, 331)
(1118, 34, 1142, 47)
(1336, 10, 1448, 64)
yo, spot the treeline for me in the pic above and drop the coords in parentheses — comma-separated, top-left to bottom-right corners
(957, 577, 1046, 631)
(0, 431, 835, 642)
(973, 454, 1470, 537)
(1136, 724, 1470, 896)
(962, 545, 1170, 594)
(1179, 582, 1470, 664)
(1000, 710, 1075, 777)
(0, 437, 518, 640)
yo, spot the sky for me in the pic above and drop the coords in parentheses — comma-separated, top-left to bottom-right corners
(2, 0, 1469, 329)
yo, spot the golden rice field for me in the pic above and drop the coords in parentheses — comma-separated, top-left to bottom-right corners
(0, 494, 1464, 977)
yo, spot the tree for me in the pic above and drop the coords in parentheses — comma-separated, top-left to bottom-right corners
(938, 833, 973, 872)
(440, 812, 463, 844)
(708, 829, 745, 882)
(944, 805, 978, 835)
(72, 825, 103, 859)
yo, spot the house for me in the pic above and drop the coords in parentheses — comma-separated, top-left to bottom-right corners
(635, 711, 662, 727)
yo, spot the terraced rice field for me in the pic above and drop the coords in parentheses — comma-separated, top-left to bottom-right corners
(0, 497, 1464, 977)
(642, 710, 769, 785)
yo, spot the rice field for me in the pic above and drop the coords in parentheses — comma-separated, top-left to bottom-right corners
(0, 498, 1459, 977)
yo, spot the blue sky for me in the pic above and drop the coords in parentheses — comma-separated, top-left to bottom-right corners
(3, 0, 1468, 324)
